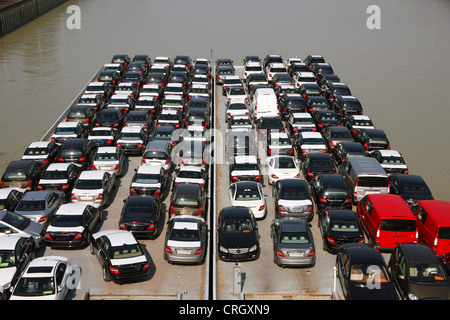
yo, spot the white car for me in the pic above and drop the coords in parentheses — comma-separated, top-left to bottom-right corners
(114, 82, 138, 97)
(266, 156, 301, 185)
(191, 74, 210, 86)
(51, 122, 87, 144)
(10, 256, 72, 300)
(153, 56, 171, 68)
(130, 165, 166, 198)
(91, 146, 125, 176)
(173, 166, 207, 187)
(293, 71, 317, 88)
(287, 112, 316, 134)
(228, 115, 253, 131)
(21, 141, 60, 167)
(297, 131, 327, 157)
(84, 81, 110, 97)
(161, 95, 184, 113)
(371, 149, 409, 175)
(38, 162, 82, 194)
(226, 86, 247, 101)
(229, 155, 262, 184)
(88, 127, 116, 147)
(265, 62, 288, 82)
(183, 125, 209, 144)
(229, 181, 266, 219)
(135, 96, 158, 113)
(267, 132, 295, 156)
(107, 94, 134, 112)
(188, 84, 210, 101)
(243, 61, 263, 79)
(71, 170, 115, 207)
(158, 109, 182, 127)
(225, 99, 249, 122)
(116, 126, 147, 155)
(222, 76, 242, 95)
(164, 83, 184, 98)
(0, 210, 45, 248)
(345, 115, 375, 134)
(285, 57, 303, 68)
(140, 84, 161, 97)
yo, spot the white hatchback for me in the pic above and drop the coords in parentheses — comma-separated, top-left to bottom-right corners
(266, 156, 301, 185)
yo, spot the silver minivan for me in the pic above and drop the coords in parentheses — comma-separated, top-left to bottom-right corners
(339, 157, 389, 204)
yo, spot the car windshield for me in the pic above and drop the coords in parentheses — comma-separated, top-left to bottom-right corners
(357, 177, 388, 188)
(368, 138, 388, 145)
(75, 179, 103, 190)
(349, 264, 390, 283)
(144, 151, 167, 160)
(320, 115, 339, 122)
(173, 197, 200, 207)
(134, 173, 160, 184)
(231, 118, 251, 126)
(330, 220, 360, 232)
(0, 250, 17, 267)
(178, 171, 202, 179)
(119, 132, 141, 140)
(222, 219, 253, 233)
(51, 215, 82, 227)
(16, 200, 45, 211)
(293, 118, 314, 125)
(110, 98, 129, 105)
(0, 211, 30, 231)
(13, 277, 55, 296)
(400, 184, 432, 195)
(54, 127, 77, 135)
(408, 263, 448, 282)
(24, 148, 48, 156)
(79, 97, 97, 104)
(110, 244, 143, 259)
(274, 158, 296, 169)
(95, 153, 118, 161)
(235, 188, 261, 201)
(67, 111, 87, 119)
(380, 156, 405, 165)
(280, 231, 310, 244)
(169, 228, 200, 241)
(154, 131, 172, 139)
(279, 188, 309, 200)
(90, 130, 111, 137)
(228, 103, 247, 110)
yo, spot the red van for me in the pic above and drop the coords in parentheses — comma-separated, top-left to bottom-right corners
(410, 200, 450, 256)
(357, 194, 418, 250)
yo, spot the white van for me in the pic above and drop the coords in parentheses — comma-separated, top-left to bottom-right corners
(251, 88, 278, 120)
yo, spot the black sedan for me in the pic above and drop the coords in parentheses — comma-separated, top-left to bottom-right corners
(119, 196, 161, 239)
(301, 153, 337, 182)
(389, 243, 450, 300)
(389, 174, 434, 204)
(330, 142, 367, 167)
(310, 174, 352, 211)
(217, 206, 260, 262)
(90, 229, 150, 283)
(336, 243, 399, 300)
(318, 209, 365, 253)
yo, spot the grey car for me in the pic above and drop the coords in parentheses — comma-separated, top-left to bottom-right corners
(164, 216, 207, 265)
(0, 210, 45, 248)
(14, 190, 65, 227)
(270, 218, 316, 268)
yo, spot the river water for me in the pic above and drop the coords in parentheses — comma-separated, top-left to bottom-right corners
(0, 0, 449, 200)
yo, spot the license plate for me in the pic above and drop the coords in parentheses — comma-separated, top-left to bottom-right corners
(288, 252, 304, 257)
(176, 249, 191, 255)
(81, 196, 93, 201)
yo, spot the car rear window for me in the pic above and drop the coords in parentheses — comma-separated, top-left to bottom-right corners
(280, 231, 310, 244)
(174, 198, 200, 207)
(357, 177, 388, 188)
(144, 151, 167, 159)
(438, 227, 450, 240)
(2, 171, 27, 181)
(380, 219, 416, 232)
(170, 228, 200, 241)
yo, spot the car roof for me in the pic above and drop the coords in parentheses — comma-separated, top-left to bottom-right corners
(318, 174, 347, 187)
(5, 160, 35, 171)
(61, 138, 86, 148)
(342, 244, 384, 264)
(398, 243, 442, 263)
(78, 170, 107, 180)
(414, 200, 450, 220)
(221, 206, 251, 219)
(136, 165, 162, 174)
(26, 141, 51, 148)
(277, 218, 307, 232)
(327, 209, 358, 221)
(234, 181, 260, 190)
(269, 132, 289, 139)
(121, 126, 142, 133)
(173, 183, 202, 196)
(55, 203, 90, 215)
(365, 194, 414, 218)
(278, 178, 307, 189)
(178, 166, 202, 172)
(377, 150, 402, 157)
(20, 190, 54, 201)
(234, 155, 258, 164)
(24, 256, 69, 277)
(125, 196, 156, 206)
(301, 132, 323, 138)
(96, 146, 118, 153)
(93, 229, 137, 246)
(56, 122, 80, 128)
(292, 112, 312, 118)
(363, 129, 387, 137)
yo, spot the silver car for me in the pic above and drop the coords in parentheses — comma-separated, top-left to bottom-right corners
(0, 210, 45, 248)
(164, 216, 207, 265)
(14, 190, 65, 227)
(270, 218, 315, 268)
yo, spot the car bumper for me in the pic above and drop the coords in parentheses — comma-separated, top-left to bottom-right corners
(45, 238, 87, 249)
(218, 249, 260, 262)
(108, 269, 150, 284)
(275, 255, 316, 267)
(165, 253, 204, 265)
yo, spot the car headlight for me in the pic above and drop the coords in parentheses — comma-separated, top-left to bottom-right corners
(408, 293, 419, 300)
(249, 244, 258, 252)
(219, 246, 228, 253)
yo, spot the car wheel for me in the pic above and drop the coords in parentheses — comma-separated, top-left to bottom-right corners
(102, 266, 110, 282)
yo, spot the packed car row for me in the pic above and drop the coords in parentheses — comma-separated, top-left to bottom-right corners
(0, 54, 216, 299)
(215, 54, 450, 299)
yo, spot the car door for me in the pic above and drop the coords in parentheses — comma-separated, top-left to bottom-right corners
(389, 246, 408, 298)
(14, 237, 34, 285)
(55, 261, 70, 300)
(337, 251, 351, 298)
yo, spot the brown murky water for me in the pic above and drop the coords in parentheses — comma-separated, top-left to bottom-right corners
(0, 0, 449, 200)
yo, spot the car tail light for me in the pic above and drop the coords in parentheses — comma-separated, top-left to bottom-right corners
(271, 174, 279, 180)
(253, 175, 261, 181)
(404, 169, 409, 174)
(307, 249, 315, 258)
(130, 187, 136, 194)
(141, 157, 146, 164)
(165, 157, 170, 165)
(306, 205, 313, 212)
(71, 193, 77, 201)
(344, 198, 352, 203)
(38, 216, 48, 224)
(74, 232, 83, 240)
(301, 149, 308, 154)
(231, 176, 239, 182)
(37, 184, 43, 190)
(288, 148, 294, 155)
(119, 222, 127, 230)
(78, 157, 86, 162)
(0, 180, 4, 188)
(195, 248, 203, 255)
(258, 205, 265, 211)
(326, 237, 336, 244)
(363, 142, 369, 150)
(165, 246, 173, 254)
(319, 197, 328, 203)
(91, 165, 97, 170)
(307, 171, 315, 178)
(109, 266, 120, 274)
(114, 164, 121, 171)
(198, 205, 204, 215)
(45, 232, 52, 240)
(276, 249, 285, 257)
(278, 205, 286, 213)
(61, 184, 70, 191)
(96, 194, 103, 200)
(142, 262, 149, 271)
(26, 179, 33, 188)
(359, 237, 365, 243)
(147, 222, 155, 230)
(169, 204, 175, 214)
(267, 149, 272, 155)
(294, 173, 300, 178)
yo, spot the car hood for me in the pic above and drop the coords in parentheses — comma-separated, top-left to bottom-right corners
(347, 282, 398, 300)
(408, 282, 450, 300)
(219, 232, 258, 249)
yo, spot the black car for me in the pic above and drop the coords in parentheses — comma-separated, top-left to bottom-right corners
(95, 108, 126, 129)
(273, 179, 313, 221)
(263, 54, 283, 68)
(310, 174, 352, 211)
(246, 73, 268, 90)
(312, 110, 340, 131)
(124, 110, 154, 131)
(336, 243, 399, 300)
(298, 83, 322, 99)
(323, 82, 352, 103)
(145, 72, 167, 88)
(317, 74, 341, 90)
(111, 54, 131, 67)
(44, 203, 102, 249)
(389, 174, 434, 204)
(0, 234, 35, 299)
(119, 196, 161, 239)
(90, 229, 150, 283)
(185, 107, 210, 128)
(318, 209, 365, 253)
(321, 126, 355, 151)
(288, 62, 310, 77)
(217, 206, 260, 262)
(65, 104, 98, 129)
(57, 138, 96, 169)
(133, 54, 151, 68)
(306, 96, 330, 113)
(1, 160, 43, 190)
(122, 71, 145, 86)
(341, 114, 375, 136)
(37, 163, 82, 197)
(304, 54, 325, 69)
(310, 62, 334, 78)
(150, 125, 182, 146)
(126, 62, 148, 76)
(271, 74, 293, 88)
(175, 55, 192, 68)
(332, 95, 363, 118)
(354, 129, 390, 152)
(278, 93, 307, 119)
(330, 142, 367, 167)
(21, 141, 61, 168)
(389, 243, 450, 300)
(302, 153, 337, 182)
(169, 71, 189, 86)
(256, 116, 284, 136)
(97, 70, 121, 86)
